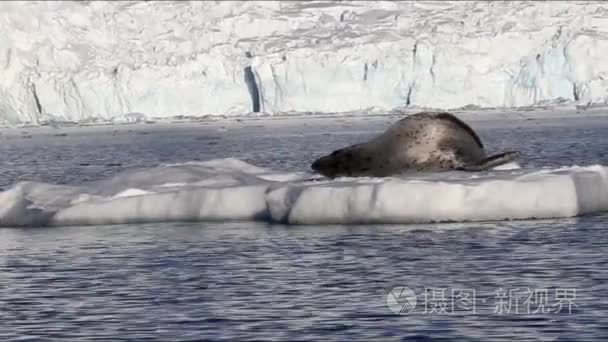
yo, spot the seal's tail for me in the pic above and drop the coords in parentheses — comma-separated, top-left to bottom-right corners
(462, 151, 520, 171)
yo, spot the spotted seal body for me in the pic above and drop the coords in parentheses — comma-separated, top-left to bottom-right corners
(311, 112, 519, 178)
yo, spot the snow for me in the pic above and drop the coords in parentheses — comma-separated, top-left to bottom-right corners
(2, 1, 608, 125)
(1, 158, 607, 227)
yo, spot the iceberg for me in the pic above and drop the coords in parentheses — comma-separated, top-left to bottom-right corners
(1, 158, 606, 227)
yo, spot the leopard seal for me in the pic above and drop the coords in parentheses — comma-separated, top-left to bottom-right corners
(311, 112, 519, 178)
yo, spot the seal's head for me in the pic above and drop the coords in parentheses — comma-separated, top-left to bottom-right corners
(311, 152, 340, 178)
(311, 146, 369, 178)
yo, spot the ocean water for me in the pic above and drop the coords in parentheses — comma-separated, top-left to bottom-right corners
(1, 113, 608, 341)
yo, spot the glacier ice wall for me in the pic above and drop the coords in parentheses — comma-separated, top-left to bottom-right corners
(1, 1, 608, 124)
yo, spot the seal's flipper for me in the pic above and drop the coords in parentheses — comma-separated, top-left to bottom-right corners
(459, 151, 520, 171)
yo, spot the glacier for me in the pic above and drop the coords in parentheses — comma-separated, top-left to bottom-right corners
(1, 1, 608, 125)
(1, 157, 607, 227)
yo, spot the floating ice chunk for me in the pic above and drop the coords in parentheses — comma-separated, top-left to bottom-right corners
(0, 158, 606, 227)
(268, 166, 608, 224)
(0, 184, 43, 226)
(0, 158, 306, 227)
(111, 188, 154, 199)
(52, 185, 270, 226)
(0, 182, 79, 226)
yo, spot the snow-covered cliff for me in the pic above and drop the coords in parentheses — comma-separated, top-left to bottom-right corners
(1, 1, 608, 124)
